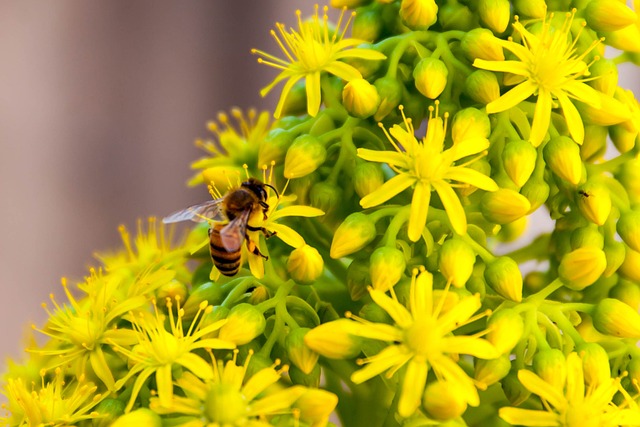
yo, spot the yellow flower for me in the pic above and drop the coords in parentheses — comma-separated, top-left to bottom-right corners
(474, 11, 604, 146)
(499, 352, 640, 427)
(190, 108, 274, 186)
(110, 299, 235, 412)
(322, 268, 498, 418)
(252, 5, 386, 118)
(357, 104, 498, 240)
(2, 369, 104, 427)
(150, 352, 336, 427)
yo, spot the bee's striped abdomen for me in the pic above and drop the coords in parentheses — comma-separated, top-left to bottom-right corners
(209, 225, 242, 276)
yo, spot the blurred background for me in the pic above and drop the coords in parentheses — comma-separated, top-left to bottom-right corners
(0, 0, 315, 360)
(0, 2, 639, 364)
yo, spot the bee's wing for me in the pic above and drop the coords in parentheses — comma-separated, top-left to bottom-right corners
(219, 209, 250, 252)
(162, 198, 225, 224)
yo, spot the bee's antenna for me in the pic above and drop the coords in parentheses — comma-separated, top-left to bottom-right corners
(265, 183, 279, 198)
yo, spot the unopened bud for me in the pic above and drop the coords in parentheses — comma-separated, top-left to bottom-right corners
(182, 282, 225, 321)
(287, 244, 324, 285)
(347, 259, 371, 301)
(370, 246, 406, 292)
(576, 180, 611, 226)
(111, 408, 161, 427)
(464, 70, 500, 105)
(413, 57, 448, 99)
(93, 398, 126, 427)
(580, 125, 608, 162)
(486, 308, 524, 354)
(478, 0, 510, 33)
(481, 189, 531, 224)
(373, 76, 403, 121)
(330, 213, 377, 259)
(304, 319, 363, 359)
(585, 0, 636, 32)
(156, 280, 188, 307)
(558, 247, 607, 290)
(284, 135, 327, 179)
(533, 349, 566, 390)
(570, 225, 604, 250)
(353, 160, 384, 198)
(520, 178, 550, 212)
(259, 128, 294, 166)
(352, 8, 382, 42)
(610, 280, 640, 311)
(576, 342, 610, 387)
(439, 238, 476, 288)
(452, 107, 492, 140)
(464, 28, 505, 61)
(603, 240, 626, 278)
(513, 0, 546, 18)
(610, 123, 637, 154)
(502, 371, 530, 405)
(343, 78, 381, 119)
(218, 303, 266, 345)
(475, 356, 511, 389)
(400, 0, 438, 30)
(310, 181, 341, 215)
(616, 157, 640, 206)
(295, 388, 339, 427)
(438, 1, 474, 31)
(502, 140, 537, 187)
(422, 380, 468, 421)
(289, 364, 321, 388)
(247, 285, 269, 305)
(543, 136, 583, 185)
(285, 328, 319, 375)
(589, 59, 618, 97)
(619, 246, 640, 282)
(592, 298, 640, 338)
(616, 210, 640, 252)
(484, 257, 523, 302)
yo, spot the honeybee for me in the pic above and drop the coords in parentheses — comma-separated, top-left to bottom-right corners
(163, 178, 278, 276)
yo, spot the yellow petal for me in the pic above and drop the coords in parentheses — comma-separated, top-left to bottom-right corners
(360, 173, 415, 208)
(432, 180, 466, 235)
(408, 181, 431, 242)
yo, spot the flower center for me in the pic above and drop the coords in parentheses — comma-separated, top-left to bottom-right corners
(204, 383, 247, 424)
(404, 317, 440, 358)
(298, 39, 331, 70)
(563, 403, 600, 427)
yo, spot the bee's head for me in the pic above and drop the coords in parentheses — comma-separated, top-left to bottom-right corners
(242, 177, 278, 202)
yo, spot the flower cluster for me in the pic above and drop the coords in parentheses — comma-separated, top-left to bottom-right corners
(4, 0, 640, 426)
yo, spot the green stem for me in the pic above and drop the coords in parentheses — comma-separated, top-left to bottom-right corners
(459, 233, 495, 263)
(525, 278, 564, 305)
(383, 205, 411, 247)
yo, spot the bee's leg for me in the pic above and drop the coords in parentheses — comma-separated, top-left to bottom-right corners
(245, 236, 269, 260)
(247, 225, 276, 239)
(259, 201, 269, 219)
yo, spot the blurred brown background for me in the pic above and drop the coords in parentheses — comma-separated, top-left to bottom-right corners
(0, 1, 315, 361)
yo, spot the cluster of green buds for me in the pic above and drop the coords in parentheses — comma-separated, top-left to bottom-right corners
(4, 0, 640, 426)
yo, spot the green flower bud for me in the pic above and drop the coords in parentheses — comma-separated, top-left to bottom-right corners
(616, 157, 640, 207)
(533, 349, 566, 390)
(524, 271, 547, 294)
(520, 178, 550, 212)
(111, 408, 161, 427)
(438, 1, 474, 31)
(295, 389, 338, 427)
(248, 285, 270, 305)
(585, 0, 636, 32)
(475, 356, 511, 389)
(182, 282, 225, 321)
(353, 160, 384, 199)
(558, 247, 607, 290)
(370, 246, 406, 292)
(464, 70, 500, 105)
(218, 303, 266, 345)
(462, 28, 505, 61)
(352, 8, 383, 42)
(610, 280, 640, 310)
(452, 107, 492, 140)
(259, 128, 294, 166)
(610, 123, 637, 154)
(284, 135, 327, 179)
(592, 298, 640, 338)
(287, 244, 324, 285)
(347, 259, 371, 301)
(309, 112, 336, 137)
(439, 238, 476, 288)
(289, 363, 321, 388)
(413, 57, 448, 99)
(570, 225, 604, 250)
(400, 0, 438, 30)
(617, 210, 640, 252)
(576, 342, 610, 387)
(589, 59, 618, 97)
(502, 140, 537, 188)
(543, 136, 583, 185)
(285, 327, 319, 375)
(342, 78, 381, 119)
(484, 257, 523, 302)
(502, 371, 531, 406)
(478, 0, 510, 33)
(580, 125, 608, 162)
(359, 301, 393, 323)
(330, 213, 377, 259)
(373, 76, 403, 121)
(423, 380, 468, 421)
(486, 308, 524, 354)
(576, 180, 611, 226)
(156, 280, 188, 307)
(304, 319, 363, 359)
(93, 398, 125, 427)
(603, 240, 626, 278)
(310, 181, 341, 215)
(620, 246, 640, 282)
(278, 80, 308, 117)
(513, 0, 546, 18)
(481, 189, 531, 224)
